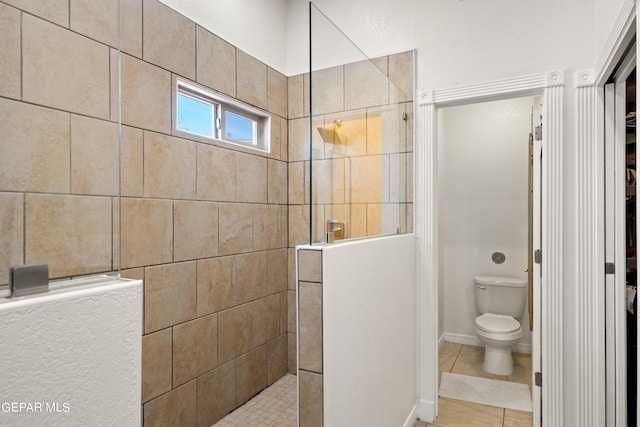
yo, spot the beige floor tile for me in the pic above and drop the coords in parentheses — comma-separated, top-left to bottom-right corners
(433, 397, 504, 427)
(438, 352, 456, 373)
(508, 352, 533, 385)
(504, 408, 533, 427)
(440, 341, 462, 356)
(451, 345, 508, 381)
(412, 420, 429, 427)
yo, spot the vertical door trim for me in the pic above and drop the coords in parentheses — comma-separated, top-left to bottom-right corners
(575, 70, 606, 427)
(415, 70, 564, 424)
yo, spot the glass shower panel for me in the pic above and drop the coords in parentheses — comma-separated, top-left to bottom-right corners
(0, 1, 122, 292)
(309, 3, 412, 245)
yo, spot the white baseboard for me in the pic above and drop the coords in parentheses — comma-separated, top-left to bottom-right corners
(443, 332, 532, 354)
(401, 404, 418, 427)
(438, 333, 446, 352)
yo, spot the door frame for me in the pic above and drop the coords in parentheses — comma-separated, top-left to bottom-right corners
(415, 71, 565, 424)
(596, 5, 640, 427)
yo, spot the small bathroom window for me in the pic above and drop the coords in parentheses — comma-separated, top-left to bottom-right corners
(175, 78, 270, 152)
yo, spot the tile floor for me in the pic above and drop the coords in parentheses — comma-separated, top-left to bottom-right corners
(211, 343, 533, 427)
(414, 342, 534, 427)
(211, 374, 297, 426)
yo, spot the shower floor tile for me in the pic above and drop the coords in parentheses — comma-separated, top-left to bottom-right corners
(211, 374, 297, 427)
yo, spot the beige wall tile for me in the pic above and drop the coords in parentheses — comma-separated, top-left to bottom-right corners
(120, 0, 142, 57)
(288, 74, 304, 120)
(267, 249, 288, 294)
(197, 256, 236, 316)
(236, 152, 267, 203)
(3, 0, 68, 26)
(0, 193, 24, 286)
(0, 3, 20, 99)
(174, 201, 218, 261)
(266, 335, 288, 385)
(121, 198, 173, 268)
(279, 291, 288, 335)
(117, 52, 172, 133)
(252, 294, 281, 347)
(289, 204, 325, 247)
(218, 203, 253, 255)
(389, 51, 414, 101)
(144, 131, 196, 200)
(287, 290, 297, 333)
(254, 205, 284, 251)
(298, 250, 322, 283)
(237, 251, 267, 304)
(144, 261, 196, 333)
(308, 159, 345, 205)
(270, 115, 282, 160)
(236, 346, 267, 405)
(173, 313, 218, 386)
(268, 160, 287, 205)
(143, 0, 195, 79)
(288, 332, 297, 373)
(288, 161, 305, 205)
(288, 248, 296, 291)
(218, 304, 253, 364)
(70, 0, 118, 47)
(23, 15, 109, 119)
(196, 361, 236, 427)
(312, 66, 344, 115)
(344, 59, 389, 110)
(121, 126, 144, 197)
(347, 155, 383, 203)
(237, 50, 268, 110)
(142, 328, 172, 403)
(143, 381, 196, 427)
(268, 67, 288, 118)
(406, 101, 414, 152)
(197, 144, 236, 202)
(196, 26, 236, 97)
(289, 116, 324, 162)
(0, 98, 70, 193)
(70, 115, 118, 196)
(366, 107, 383, 155)
(299, 370, 323, 427)
(25, 195, 112, 278)
(325, 109, 367, 158)
(367, 204, 382, 237)
(121, 267, 144, 281)
(298, 282, 322, 373)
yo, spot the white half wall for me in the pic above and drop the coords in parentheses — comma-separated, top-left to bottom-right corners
(0, 277, 142, 426)
(438, 97, 533, 348)
(322, 234, 416, 427)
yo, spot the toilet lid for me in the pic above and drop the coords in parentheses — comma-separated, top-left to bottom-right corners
(475, 313, 520, 333)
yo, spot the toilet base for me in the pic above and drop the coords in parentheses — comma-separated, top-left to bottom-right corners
(482, 344, 514, 376)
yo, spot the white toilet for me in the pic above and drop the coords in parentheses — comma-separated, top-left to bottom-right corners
(473, 276, 527, 375)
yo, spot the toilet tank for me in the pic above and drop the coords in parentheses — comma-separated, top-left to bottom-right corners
(473, 276, 527, 318)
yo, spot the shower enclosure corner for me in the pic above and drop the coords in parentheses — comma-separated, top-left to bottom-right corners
(308, 2, 414, 245)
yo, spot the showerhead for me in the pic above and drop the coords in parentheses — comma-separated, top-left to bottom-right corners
(316, 118, 344, 144)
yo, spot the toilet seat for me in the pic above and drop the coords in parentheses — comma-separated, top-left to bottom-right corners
(475, 313, 520, 334)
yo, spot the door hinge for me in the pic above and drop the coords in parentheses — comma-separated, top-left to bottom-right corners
(535, 372, 542, 387)
(605, 262, 615, 275)
(534, 249, 542, 265)
(535, 125, 543, 141)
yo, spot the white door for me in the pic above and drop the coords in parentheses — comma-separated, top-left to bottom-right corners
(531, 100, 543, 427)
(604, 51, 636, 427)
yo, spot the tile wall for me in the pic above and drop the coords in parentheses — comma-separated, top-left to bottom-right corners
(0, 0, 414, 424)
(0, 1, 288, 426)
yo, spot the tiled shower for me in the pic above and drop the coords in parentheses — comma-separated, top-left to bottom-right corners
(0, 0, 413, 425)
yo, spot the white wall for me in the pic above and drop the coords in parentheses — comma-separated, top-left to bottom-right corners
(438, 97, 533, 349)
(594, 0, 629, 64)
(286, 0, 594, 89)
(322, 235, 416, 427)
(159, 0, 289, 74)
